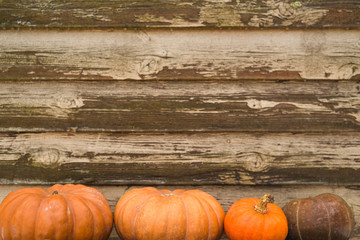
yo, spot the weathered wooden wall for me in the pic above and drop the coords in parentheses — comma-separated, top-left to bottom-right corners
(1, 0, 360, 239)
(2, 132, 360, 185)
(0, 0, 359, 28)
(1, 30, 359, 80)
(2, 80, 360, 132)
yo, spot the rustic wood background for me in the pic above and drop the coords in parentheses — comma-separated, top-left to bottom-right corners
(1, 0, 360, 239)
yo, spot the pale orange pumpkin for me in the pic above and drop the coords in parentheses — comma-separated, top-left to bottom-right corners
(0, 184, 113, 240)
(224, 194, 288, 240)
(114, 187, 225, 240)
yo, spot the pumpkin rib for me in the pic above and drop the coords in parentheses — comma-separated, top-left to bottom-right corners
(34, 195, 48, 239)
(241, 211, 258, 239)
(133, 195, 155, 240)
(11, 194, 37, 239)
(330, 194, 353, 239)
(228, 209, 248, 240)
(163, 196, 169, 240)
(226, 206, 251, 229)
(49, 198, 57, 239)
(0, 191, 28, 218)
(263, 210, 284, 240)
(115, 187, 158, 222)
(13, 194, 43, 239)
(72, 193, 99, 239)
(115, 188, 144, 215)
(145, 195, 168, 239)
(326, 194, 353, 239)
(179, 193, 189, 240)
(344, 199, 354, 239)
(133, 194, 159, 240)
(193, 191, 223, 238)
(163, 195, 179, 240)
(76, 195, 97, 239)
(259, 213, 266, 240)
(71, 192, 111, 239)
(61, 193, 76, 239)
(60, 188, 112, 239)
(91, 198, 111, 240)
(252, 211, 265, 240)
(229, 198, 257, 214)
(318, 197, 332, 240)
(295, 199, 303, 240)
(85, 193, 113, 229)
(0, 193, 29, 239)
(166, 194, 187, 239)
(185, 192, 210, 240)
(191, 194, 212, 240)
(0, 189, 42, 213)
(116, 197, 134, 239)
(116, 193, 142, 239)
(46, 194, 72, 240)
(200, 194, 221, 240)
(64, 186, 109, 204)
(10, 195, 27, 239)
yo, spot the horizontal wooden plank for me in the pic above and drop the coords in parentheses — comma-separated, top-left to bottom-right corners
(0, 29, 359, 80)
(1, 185, 360, 238)
(1, 80, 360, 133)
(1, 132, 360, 185)
(0, 0, 359, 29)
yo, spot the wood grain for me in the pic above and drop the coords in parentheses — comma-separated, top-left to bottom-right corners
(0, 29, 359, 80)
(0, 0, 359, 29)
(1, 185, 360, 238)
(2, 80, 360, 133)
(1, 132, 360, 185)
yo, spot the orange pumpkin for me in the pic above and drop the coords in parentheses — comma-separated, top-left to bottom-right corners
(0, 184, 113, 240)
(224, 194, 288, 240)
(114, 187, 225, 240)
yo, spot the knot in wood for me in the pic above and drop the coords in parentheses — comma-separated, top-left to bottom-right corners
(239, 153, 270, 172)
(137, 58, 163, 75)
(277, 2, 296, 18)
(290, 1, 302, 9)
(55, 96, 84, 109)
(29, 148, 63, 168)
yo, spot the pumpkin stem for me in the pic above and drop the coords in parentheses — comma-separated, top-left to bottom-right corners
(254, 194, 274, 214)
(52, 190, 59, 195)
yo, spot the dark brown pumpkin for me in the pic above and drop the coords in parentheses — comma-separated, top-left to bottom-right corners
(282, 193, 354, 240)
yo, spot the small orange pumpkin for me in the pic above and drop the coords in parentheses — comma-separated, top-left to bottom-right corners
(114, 187, 225, 240)
(224, 194, 288, 240)
(0, 184, 113, 240)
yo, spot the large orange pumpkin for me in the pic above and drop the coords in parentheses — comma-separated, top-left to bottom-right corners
(114, 187, 225, 240)
(0, 184, 113, 240)
(224, 194, 288, 240)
